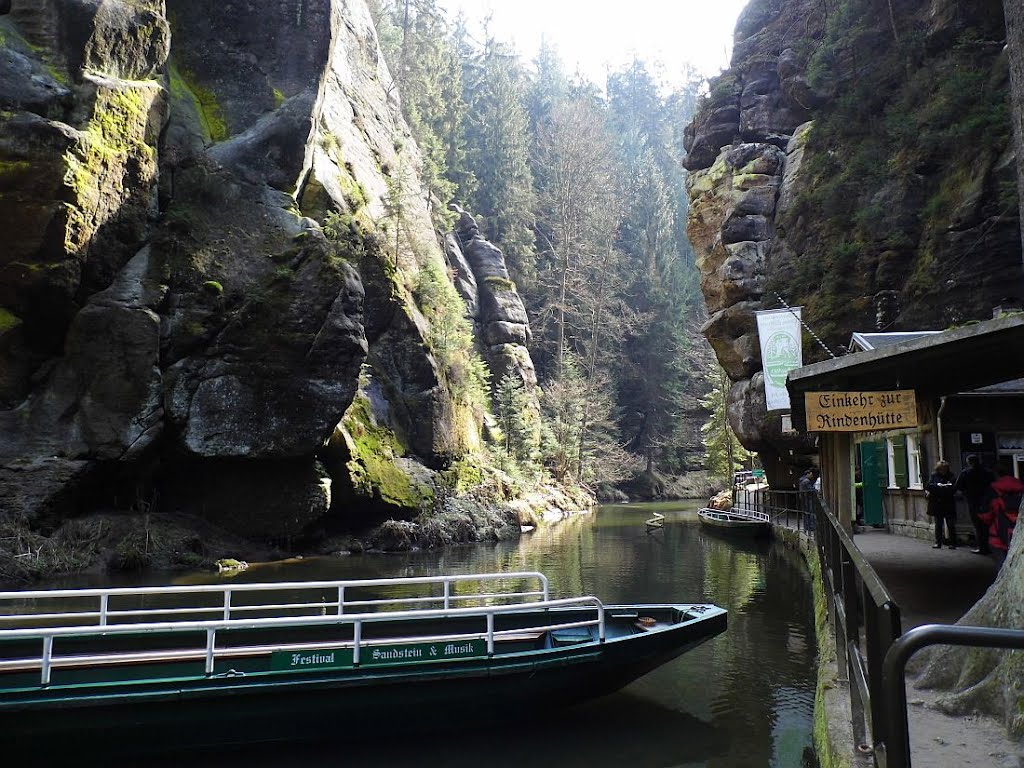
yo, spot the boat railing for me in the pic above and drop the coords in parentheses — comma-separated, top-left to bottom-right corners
(0, 594, 606, 686)
(0, 571, 550, 628)
(724, 507, 771, 523)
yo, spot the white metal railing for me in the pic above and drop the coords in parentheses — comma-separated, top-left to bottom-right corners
(0, 595, 606, 686)
(645, 512, 665, 530)
(722, 507, 771, 523)
(0, 573, 618, 688)
(0, 571, 550, 628)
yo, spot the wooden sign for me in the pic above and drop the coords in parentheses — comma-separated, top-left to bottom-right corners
(804, 391, 917, 432)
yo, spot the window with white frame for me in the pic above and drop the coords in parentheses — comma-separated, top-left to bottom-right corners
(886, 438, 897, 488)
(907, 435, 923, 489)
(884, 435, 914, 489)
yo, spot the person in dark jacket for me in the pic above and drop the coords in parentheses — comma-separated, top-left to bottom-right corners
(925, 460, 957, 549)
(955, 454, 996, 554)
(978, 465, 1024, 567)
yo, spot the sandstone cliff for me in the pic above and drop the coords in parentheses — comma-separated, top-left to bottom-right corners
(685, 0, 1024, 484)
(0, 0, 551, 575)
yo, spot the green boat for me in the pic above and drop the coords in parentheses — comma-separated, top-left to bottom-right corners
(0, 572, 727, 755)
(698, 507, 772, 538)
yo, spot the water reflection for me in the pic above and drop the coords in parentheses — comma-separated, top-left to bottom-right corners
(85, 501, 816, 767)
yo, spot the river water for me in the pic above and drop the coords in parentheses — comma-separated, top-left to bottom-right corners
(139, 501, 818, 767)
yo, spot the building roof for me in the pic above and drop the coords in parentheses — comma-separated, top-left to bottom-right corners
(788, 315, 1024, 430)
(848, 331, 943, 352)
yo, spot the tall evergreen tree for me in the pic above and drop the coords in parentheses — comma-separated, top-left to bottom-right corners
(462, 34, 537, 278)
(533, 96, 622, 379)
(525, 41, 569, 144)
(701, 368, 752, 482)
(370, 0, 470, 224)
(605, 59, 706, 474)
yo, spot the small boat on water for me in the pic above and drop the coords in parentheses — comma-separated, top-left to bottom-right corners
(0, 571, 727, 754)
(698, 507, 772, 538)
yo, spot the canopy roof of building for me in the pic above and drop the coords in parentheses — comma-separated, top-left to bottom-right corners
(848, 331, 942, 352)
(788, 314, 1024, 430)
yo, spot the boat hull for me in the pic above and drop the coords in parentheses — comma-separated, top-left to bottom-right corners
(0, 605, 726, 754)
(698, 509, 771, 538)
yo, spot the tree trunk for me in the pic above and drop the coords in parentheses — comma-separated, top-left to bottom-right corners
(1005, 0, 1024, 258)
(916, 531, 1024, 736)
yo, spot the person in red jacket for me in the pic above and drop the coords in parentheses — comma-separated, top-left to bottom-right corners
(978, 464, 1024, 567)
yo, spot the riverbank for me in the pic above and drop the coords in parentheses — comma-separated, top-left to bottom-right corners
(0, 479, 595, 585)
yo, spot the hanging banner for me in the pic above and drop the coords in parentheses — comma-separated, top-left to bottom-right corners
(756, 308, 803, 411)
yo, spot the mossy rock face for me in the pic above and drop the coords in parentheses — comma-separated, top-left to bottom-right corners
(166, 0, 333, 138)
(71, 0, 171, 81)
(164, 232, 368, 458)
(689, 0, 1019, 346)
(168, 61, 227, 144)
(0, 3, 169, 415)
(0, 18, 73, 117)
(1, 84, 164, 342)
(685, 0, 1021, 485)
(333, 390, 435, 514)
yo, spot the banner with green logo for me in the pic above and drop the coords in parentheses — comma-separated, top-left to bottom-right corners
(756, 308, 803, 411)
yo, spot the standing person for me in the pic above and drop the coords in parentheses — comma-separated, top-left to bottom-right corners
(979, 464, 1024, 567)
(799, 467, 818, 532)
(955, 454, 996, 554)
(854, 468, 865, 527)
(925, 460, 957, 549)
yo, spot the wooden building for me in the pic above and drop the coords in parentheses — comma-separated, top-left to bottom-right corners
(786, 315, 1024, 542)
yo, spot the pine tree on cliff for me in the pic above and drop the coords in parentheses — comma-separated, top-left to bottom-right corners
(461, 32, 536, 280)
(368, 0, 470, 223)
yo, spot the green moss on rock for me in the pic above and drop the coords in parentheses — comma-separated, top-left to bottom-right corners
(482, 275, 516, 292)
(342, 394, 433, 510)
(61, 82, 157, 253)
(0, 159, 32, 178)
(169, 62, 227, 142)
(444, 457, 484, 495)
(0, 307, 22, 335)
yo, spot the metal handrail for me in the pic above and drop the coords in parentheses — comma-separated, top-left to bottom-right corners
(736, 487, 1024, 767)
(645, 512, 665, 530)
(813, 493, 903, 765)
(0, 571, 551, 627)
(881, 624, 1024, 768)
(734, 487, 817, 532)
(0, 595, 607, 686)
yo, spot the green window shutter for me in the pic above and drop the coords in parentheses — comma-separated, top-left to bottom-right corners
(893, 438, 909, 489)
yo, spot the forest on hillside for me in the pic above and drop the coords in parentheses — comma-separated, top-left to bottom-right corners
(367, 0, 748, 491)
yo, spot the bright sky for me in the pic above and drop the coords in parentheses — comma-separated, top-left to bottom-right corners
(435, 0, 750, 86)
